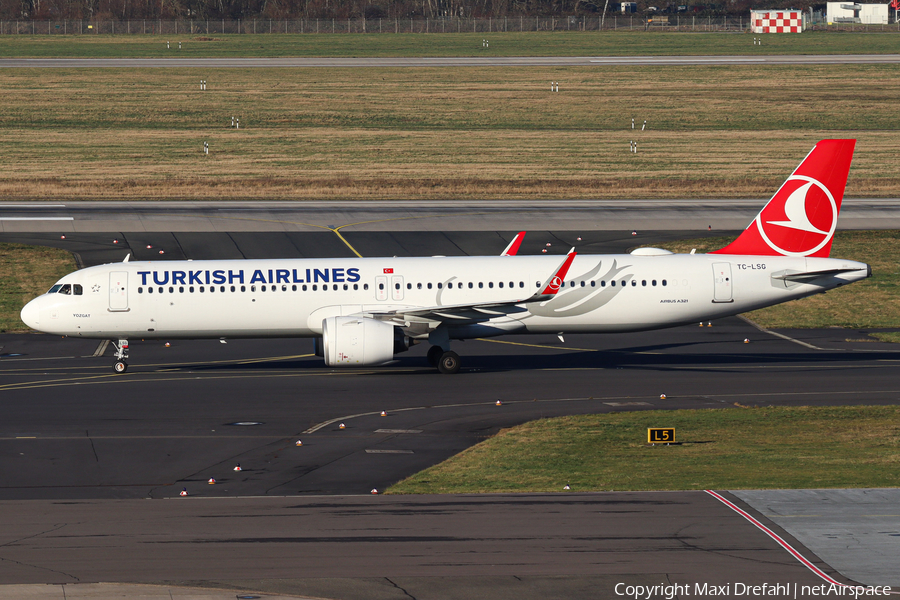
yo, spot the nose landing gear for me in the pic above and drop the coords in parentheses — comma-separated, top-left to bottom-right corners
(112, 339, 129, 373)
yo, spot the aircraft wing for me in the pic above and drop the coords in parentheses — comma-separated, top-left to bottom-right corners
(358, 248, 577, 329)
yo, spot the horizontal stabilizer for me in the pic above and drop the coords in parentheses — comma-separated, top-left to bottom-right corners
(772, 267, 866, 283)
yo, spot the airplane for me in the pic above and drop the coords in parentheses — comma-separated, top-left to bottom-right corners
(20, 139, 870, 374)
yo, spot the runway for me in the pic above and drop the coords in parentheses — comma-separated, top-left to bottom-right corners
(1, 207, 898, 598)
(2, 55, 900, 67)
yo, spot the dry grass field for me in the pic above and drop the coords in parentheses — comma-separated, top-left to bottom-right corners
(0, 65, 897, 200)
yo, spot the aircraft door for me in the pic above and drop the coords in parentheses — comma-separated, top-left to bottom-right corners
(391, 275, 404, 301)
(712, 263, 733, 303)
(109, 271, 129, 311)
(375, 276, 388, 301)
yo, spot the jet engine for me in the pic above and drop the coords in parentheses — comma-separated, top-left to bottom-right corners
(322, 316, 398, 367)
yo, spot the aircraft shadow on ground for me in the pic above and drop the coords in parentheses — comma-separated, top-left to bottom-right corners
(169, 344, 898, 374)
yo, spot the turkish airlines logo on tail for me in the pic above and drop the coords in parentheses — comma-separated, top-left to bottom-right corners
(547, 276, 563, 292)
(756, 175, 837, 257)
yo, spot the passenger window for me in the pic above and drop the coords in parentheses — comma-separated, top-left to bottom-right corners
(447, 282, 453, 289)
(250, 286, 255, 292)
(498, 282, 504, 288)
(332, 284, 337, 291)
(233, 286, 237, 292)
(652, 280, 657, 286)
(580, 281, 585, 287)
(417, 283, 422, 290)
(158, 287, 164, 293)
(302, 285, 308, 291)
(190, 286, 194, 293)
(488, 282, 493, 289)
(662, 280, 667, 286)
(74, 284, 83, 295)
(261, 285, 266, 292)
(138, 287, 143, 294)
(642, 280, 647, 286)
(437, 282, 443, 289)
(311, 285, 317, 291)
(478, 282, 483, 289)
(591, 281, 596, 287)
(148, 287, 154, 294)
(379, 283, 385, 290)
(353, 284, 358, 290)
(241, 285, 246, 292)
(570, 281, 575, 288)
(179, 286, 184, 293)
(395, 283, 400, 290)
(427, 283, 432, 290)
(407, 283, 412, 290)
(611, 281, 616, 287)
(631, 280, 637, 287)
(364, 283, 369, 290)
(520, 282, 524, 288)
(343, 284, 348, 290)
(468, 282, 473, 289)
(199, 286, 205, 292)
(510, 282, 514, 288)
(210, 286, 215, 293)
(535, 281, 540, 288)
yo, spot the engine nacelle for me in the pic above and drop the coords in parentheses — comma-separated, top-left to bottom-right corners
(322, 316, 396, 367)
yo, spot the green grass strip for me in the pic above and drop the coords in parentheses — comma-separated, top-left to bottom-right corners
(388, 405, 900, 493)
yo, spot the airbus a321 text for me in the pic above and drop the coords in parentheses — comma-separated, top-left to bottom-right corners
(21, 140, 870, 374)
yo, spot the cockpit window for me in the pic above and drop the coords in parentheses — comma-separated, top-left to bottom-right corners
(73, 284, 83, 296)
(48, 284, 62, 294)
(58, 284, 72, 295)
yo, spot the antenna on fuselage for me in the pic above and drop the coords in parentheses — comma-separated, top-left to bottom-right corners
(123, 253, 131, 262)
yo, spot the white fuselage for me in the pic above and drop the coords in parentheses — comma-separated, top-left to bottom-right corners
(21, 252, 869, 340)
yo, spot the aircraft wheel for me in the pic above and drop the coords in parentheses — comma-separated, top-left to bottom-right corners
(437, 351, 461, 375)
(426, 345, 443, 367)
(114, 361, 128, 374)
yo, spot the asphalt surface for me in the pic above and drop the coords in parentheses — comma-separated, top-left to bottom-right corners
(1, 218, 898, 598)
(2, 55, 900, 67)
(0, 492, 857, 599)
(3, 199, 900, 236)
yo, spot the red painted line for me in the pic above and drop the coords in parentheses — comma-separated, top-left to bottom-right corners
(705, 490, 849, 587)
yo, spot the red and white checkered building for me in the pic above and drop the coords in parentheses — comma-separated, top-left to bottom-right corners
(751, 9, 806, 33)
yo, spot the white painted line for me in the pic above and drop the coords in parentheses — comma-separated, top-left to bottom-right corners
(737, 315, 825, 350)
(706, 490, 897, 593)
(0, 204, 66, 207)
(375, 429, 423, 434)
(590, 58, 766, 63)
(365, 449, 414, 454)
(0, 217, 74, 221)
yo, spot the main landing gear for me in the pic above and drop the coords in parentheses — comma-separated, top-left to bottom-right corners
(112, 339, 129, 373)
(427, 345, 460, 375)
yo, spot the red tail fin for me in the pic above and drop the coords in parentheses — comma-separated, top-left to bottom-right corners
(711, 139, 855, 258)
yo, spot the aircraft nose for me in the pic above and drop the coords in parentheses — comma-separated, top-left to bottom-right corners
(20, 299, 40, 329)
